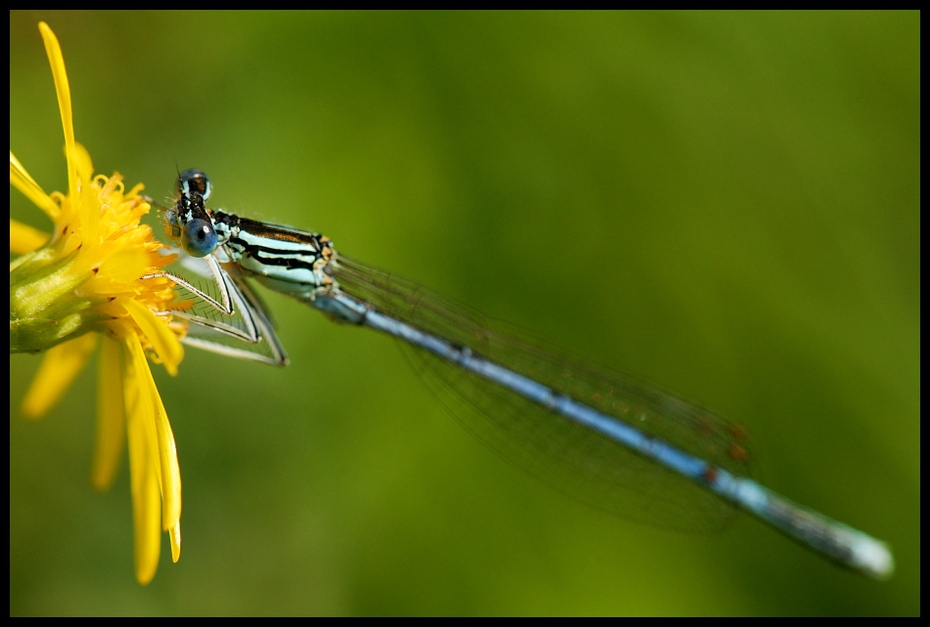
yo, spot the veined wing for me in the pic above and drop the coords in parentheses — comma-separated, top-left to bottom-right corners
(328, 255, 754, 531)
(162, 251, 289, 366)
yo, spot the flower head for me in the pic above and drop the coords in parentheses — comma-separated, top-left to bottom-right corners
(10, 22, 184, 585)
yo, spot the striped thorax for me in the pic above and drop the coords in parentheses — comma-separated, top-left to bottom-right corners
(211, 211, 336, 300)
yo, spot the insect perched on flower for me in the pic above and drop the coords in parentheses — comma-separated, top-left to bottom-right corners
(10, 22, 185, 585)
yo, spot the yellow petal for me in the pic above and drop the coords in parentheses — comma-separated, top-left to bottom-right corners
(74, 144, 99, 245)
(97, 247, 150, 284)
(71, 142, 94, 185)
(91, 335, 125, 491)
(21, 333, 98, 418)
(38, 22, 77, 203)
(129, 418, 162, 586)
(121, 296, 184, 376)
(123, 333, 162, 585)
(169, 521, 182, 563)
(10, 152, 61, 221)
(10, 218, 50, 255)
(126, 327, 182, 531)
(152, 386, 181, 532)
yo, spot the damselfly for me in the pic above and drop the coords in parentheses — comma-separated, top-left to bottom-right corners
(146, 169, 894, 579)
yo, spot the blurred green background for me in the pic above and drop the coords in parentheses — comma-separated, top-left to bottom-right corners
(10, 11, 918, 615)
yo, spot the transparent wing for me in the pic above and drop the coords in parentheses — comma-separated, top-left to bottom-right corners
(161, 251, 289, 366)
(330, 255, 755, 531)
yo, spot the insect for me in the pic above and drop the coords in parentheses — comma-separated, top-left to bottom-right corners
(145, 169, 894, 579)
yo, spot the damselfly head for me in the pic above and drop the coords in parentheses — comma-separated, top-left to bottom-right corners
(170, 168, 219, 258)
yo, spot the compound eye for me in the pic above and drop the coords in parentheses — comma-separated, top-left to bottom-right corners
(177, 169, 212, 200)
(181, 218, 218, 257)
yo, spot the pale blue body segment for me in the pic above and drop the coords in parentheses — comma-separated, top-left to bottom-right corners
(314, 291, 892, 578)
(151, 169, 893, 580)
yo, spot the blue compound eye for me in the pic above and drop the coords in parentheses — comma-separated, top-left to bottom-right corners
(181, 218, 218, 258)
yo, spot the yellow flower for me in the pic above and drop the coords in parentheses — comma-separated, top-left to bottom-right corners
(10, 22, 184, 585)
